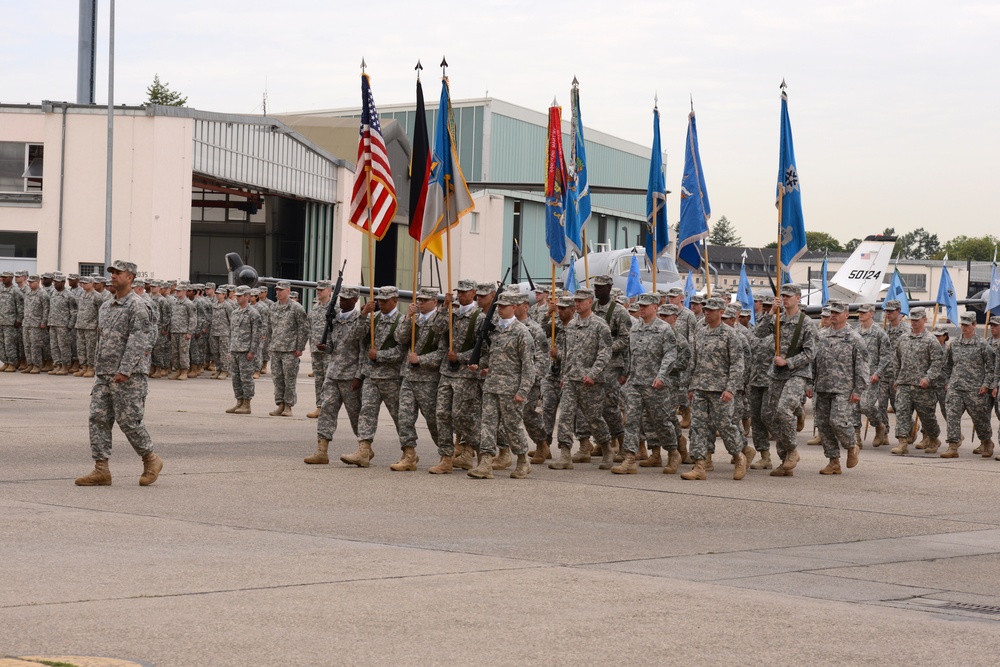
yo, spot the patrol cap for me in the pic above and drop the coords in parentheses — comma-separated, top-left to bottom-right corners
(476, 282, 496, 296)
(883, 299, 901, 311)
(53, 271, 67, 281)
(557, 296, 576, 308)
(192, 284, 204, 290)
(497, 291, 519, 306)
(666, 287, 684, 298)
(753, 293, 764, 302)
(628, 302, 640, 313)
(636, 293, 659, 306)
(0, 271, 12, 278)
(990, 315, 1000, 326)
(68, 273, 80, 280)
(106, 260, 137, 275)
(457, 278, 477, 292)
(616, 295, 629, 306)
(275, 281, 291, 291)
(28, 274, 40, 282)
(610, 287, 624, 298)
(375, 286, 399, 300)
(723, 304, 741, 319)
(235, 285, 251, 296)
(704, 297, 726, 310)
(780, 283, 801, 296)
(340, 286, 360, 299)
(658, 303, 680, 316)
(740, 308, 752, 317)
(909, 307, 927, 320)
(316, 280, 333, 290)
(821, 308, 832, 317)
(828, 300, 848, 314)
(762, 295, 775, 306)
(960, 312, 976, 325)
(857, 303, 875, 313)
(15, 270, 28, 277)
(511, 291, 530, 305)
(533, 285, 549, 293)
(41, 272, 53, 279)
(204, 282, 216, 289)
(78, 276, 92, 284)
(416, 287, 439, 300)
(932, 325, 948, 336)
(249, 288, 261, 296)
(593, 274, 614, 286)
(573, 288, 595, 300)
(689, 294, 706, 305)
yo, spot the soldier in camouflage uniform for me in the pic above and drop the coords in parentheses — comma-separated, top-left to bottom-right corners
(225, 285, 262, 415)
(21, 275, 49, 373)
(266, 281, 308, 416)
(306, 280, 335, 417)
(0, 271, 23, 371)
(74, 278, 98, 378)
(856, 303, 893, 447)
(592, 274, 631, 451)
(151, 281, 172, 377)
(529, 286, 551, 325)
(46, 272, 78, 375)
(391, 287, 447, 472)
(532, 294, 575, 464)
(612, 292, 678, 474)
(813, 300, 868, 474)
(252, 288, 271, 377)
(667, 287, 698, 428)
(890, 307, 944, 455)
(436, 279, 484, 470)
(746, 295, 775, 469)
(344, 287, 404, 468)
(940, 312, 995, 458)
(304, 288, 367, 465)
(654, 303, 693, 466)
(681, 297, 753, 480)
(512, 289, 550, 467)
(722, 303, 752, 446)
(75, 260, 163, 487)
(168, 284, 196, 379)
(549, 288, 614, 470)
(210, 285, 234, 380)
(990, 317, 1000, 443)
(883, 300, 907, 414)
(187, 284, 211, 376)
(468, 291, 536, 479)
(754, 283, 817, 475)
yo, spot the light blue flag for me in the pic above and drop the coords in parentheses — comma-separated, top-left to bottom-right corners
(936, 258, 959, 328)
(885, 268, 911, 316)
(776, 84, 807, 273)
(821, 255, 829, 306)
(684, 270, 696, 308)
(626, 253, 645, 298)
(564, 257, 579, 294)
(738, 264, 757, 325)
(564, 82, 589, 255)
(986, 262, 1000, 315)
(678, 110, 710, 270)
(645, 107, 669, 265)
(781, 270, 793, 286)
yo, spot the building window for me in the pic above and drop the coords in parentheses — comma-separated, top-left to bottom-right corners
(0, 142, 43, 205)
(79, 263, 103, 278)
(0, 231, 37, 258)
(898, 273, 927, 291)
(470, 211, 480, 234)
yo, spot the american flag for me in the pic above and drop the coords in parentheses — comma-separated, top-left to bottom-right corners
(348, 74, 397, 240)
(859, 252, 872, 260)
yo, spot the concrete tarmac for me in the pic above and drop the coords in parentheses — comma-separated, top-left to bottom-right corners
(3, 365, 1000, 666)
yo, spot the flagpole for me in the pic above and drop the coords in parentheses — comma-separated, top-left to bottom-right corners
(932, 304, 939, 329)
(366, 165, 376, 347)
(551, 264, 557, 346)
(410, 239, 419, 353)
(775, 188, 783, 357)
(445, 188, 454, 352)
(582, 228, 590, 288)
(703, 244, 711, 297)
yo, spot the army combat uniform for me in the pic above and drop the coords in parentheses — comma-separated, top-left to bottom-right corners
(891, 308, 944, 453)
(22, 279, 49, 370)
(267, 284, 308, 412)
(316, 296, 367, 444)
(942, 313, 995, 455)
(0, 272, 24, 368)
(355, 288, 404, 455)
(169, 291, 196, 373)
(228, 293, 262, 406)
(394, 290, 447, 461)
(436, 285, 484, 462)
(857, 306, 893, 445)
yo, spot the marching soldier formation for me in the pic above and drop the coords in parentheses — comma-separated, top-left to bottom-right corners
(7, 266, 1000, 486)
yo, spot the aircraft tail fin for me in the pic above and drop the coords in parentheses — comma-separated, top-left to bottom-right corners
(829, 235, 896, 302)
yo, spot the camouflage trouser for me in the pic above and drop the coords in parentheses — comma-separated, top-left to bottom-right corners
(764, 376, 807, 460)
(860, 376, 890, 427)
(76, 329, 97, 367)
(398, 378, 439, 451)
(436, 376, 481, 455)
(934, 381, 947, 417)
(0, 325, 19, 364)
(480, 391, 527, 456)
(602, 367, 626, 438)
(945, 389, 993, 443)
(210, 334, 230, 371)
(311, 351, 330, 407)
(522, 382, 547, 446)
(190, 333, 208, 365)
(50, 325, 73, 365)
(895, 385, 941, 440)
(23, 326, 45, 366)
(358, 377, 401, 442)
(622, 383, 675, 454)
(317, 378, 362, 441)
(815, 392, 856, 459)
(557, 380, 611, 449)
(229, 352, 256, 400)
(540, 375, 561, 441)
(170, 335, 191, 370)
(748, 384, 771, 452)
(15, 320, 25, 361)
(270, 351, 300, 406)
(41, 326, 51, 362)
(88, 374, 153, 460)
(153, 332, 171, 369)
(689, 389, 743, 460)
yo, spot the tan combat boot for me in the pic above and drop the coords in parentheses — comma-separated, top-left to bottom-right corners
(680, 405, 692, 429)
(981, 440, 995, 458)
(807, 433, 822, 446)
(591, 439, 604, 456)
(571, 439, 592, 463)
(176, 368, 189, 380)
(939, 442, 960, 458)
(269, 403, 285, 417)
(468, 453, 494, 479)
(705, 452, 714, 471)
(216, 371, 228, 380)
(733, 452, 748, 480)
(390, 446, 418, 471)
(139, 452, 164, 486)
(210, 368, 221, 379)
(742, 445, 757, 471)
(280, 404, 293, 417)
(847, 445, 860, 468)
(341, 440, 374, 467)
(611, 452, 637, 474)
(598, 441, 616, 470)
(306, 406, 321, 419)
(639, 446, 662, 467)
(890, 438, 909, 456)
(915, 431, 931, 450)
(637, 439, 649, 462)
(796, 410, 805, 432)
(510, 454, 531, 479)
(188, 364, 201, 378)
(751, 450, 772, 470)
(83, 366, 95, 378)
(304, 438, 330, 464)
(872, 423, 888, 447)
(233, 399, 252, 415)
(225, 399, 243, 414)
(40, 360, 54, 372)
(819, 458, 842, 475)
(48, 364, 64, 375)
(28, 365, 40, 374)
(453, 445, 475, 470)
(20, 364, 34, 373)
(782, 449, 800, 471)
(493, 447, 513, 470)
(73, 365, 87, 377)
(680, 460, 707, 480)
(429, 455, 454, 474)
(972, 439, 984, 455)
(548, 446, 574, 470)
(530, 440, 551, 465)
(75, 459, 112, 486)
(662, 449, 682, 474)
(678, 434, 692, 464)
(923, 437, 941, 454)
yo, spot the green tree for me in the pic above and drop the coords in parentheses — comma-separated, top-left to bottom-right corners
(805, 231, 843, 254)
(146, 74, 188, 106)
(896, 227, 940, 259)
(935, 235, 1000, 261)
(708, 215, 742, 246)
(844, 238, 862, 253)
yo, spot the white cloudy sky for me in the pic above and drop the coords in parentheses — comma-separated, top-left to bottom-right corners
(5, 0, 998, 247)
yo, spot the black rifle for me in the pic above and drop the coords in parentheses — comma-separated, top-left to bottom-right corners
(316, 260, 348, 352)
(466, 267, 511, 369)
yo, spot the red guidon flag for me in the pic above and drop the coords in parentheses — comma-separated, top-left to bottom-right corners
(349, 73, 397, 239)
